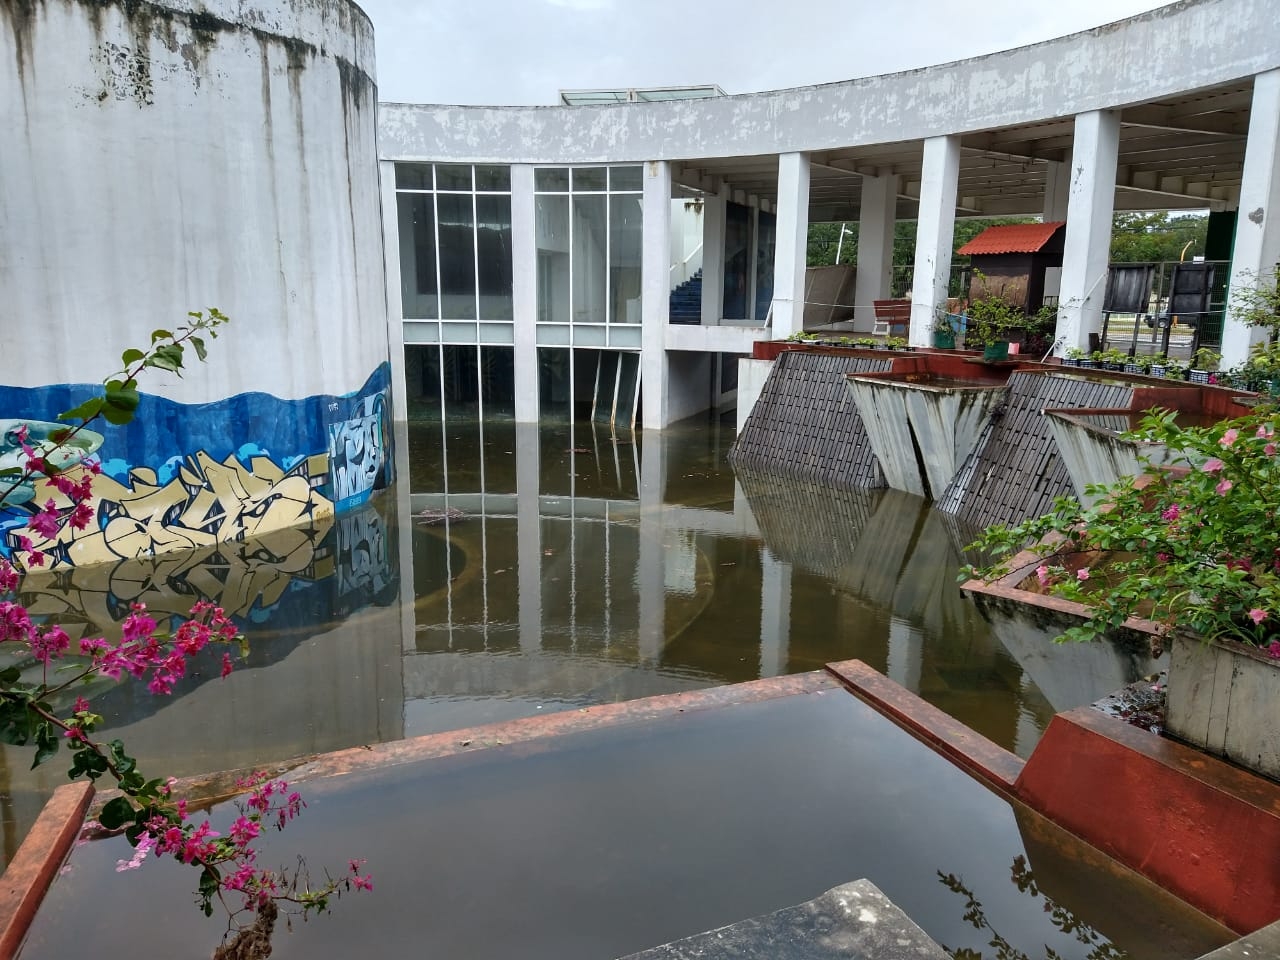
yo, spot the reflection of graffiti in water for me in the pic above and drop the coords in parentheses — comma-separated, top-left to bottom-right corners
(327, 393, 389, 512)
(13, 503, 394, 645)
(2, 450, 333, 570)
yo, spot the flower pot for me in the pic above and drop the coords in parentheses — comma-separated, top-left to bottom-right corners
(932, 331, 956, 349)
(1123, 363, 1143, 375)
(1078, 359, 1098, 369)
(1149, 365, 1167, 378)
(1166, 633, 1280, 781)
(1061, 358, 1081, 367)
(1189, 369, 1211, 384)
(982, 342, 1010, 362)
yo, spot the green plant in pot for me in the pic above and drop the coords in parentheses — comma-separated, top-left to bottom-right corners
(1190, 347, 1222, 384)
(967, 295, 1023, 362)
(932, 312, 957, 350)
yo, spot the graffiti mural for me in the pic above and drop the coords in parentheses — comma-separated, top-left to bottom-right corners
(327, 392, 390, 513)
(0, 364, 393, 569)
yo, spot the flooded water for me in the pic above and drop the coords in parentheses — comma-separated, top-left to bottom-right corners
(2, 416, 1152, 866)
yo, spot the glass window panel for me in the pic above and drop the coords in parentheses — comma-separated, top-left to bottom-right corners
(722, 202, 751, 320)
(592, 352, 618, 424)
(397, 194, 439, 320)
(755, 211, 777, 323)
(403, 322, 440, 343)
(573, 325, 607, 346)
(572, 194, 608, 324)
(537, 348, 572, 424)
(479, 347, 516, 422)
(610, 165, 643, 191)
(476, 194, 514, 321)
(441, 321, 479, 342)
(572, 167, 608, 191)
(535, 195, 570, 324)
(436, 193, 477, 319)
(609, 194, 643, 324)
(405, 343, 442, 421)
(535, 168, 570, 192)
(474, 165, 510, 191)
(441, 344, 480, 419)
(607, 325, 642, 349)
(395, 163, 433, 190)
(536, 324, 571, 345)
(478, 323, 515, 344)
(435, 164, 473, 191)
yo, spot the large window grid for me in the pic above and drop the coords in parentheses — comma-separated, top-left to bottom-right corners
(534, 165, 644, 352)
(396, 163, 513, 345)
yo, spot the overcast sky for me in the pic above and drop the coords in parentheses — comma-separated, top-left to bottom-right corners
(358, 0, 1171, 106)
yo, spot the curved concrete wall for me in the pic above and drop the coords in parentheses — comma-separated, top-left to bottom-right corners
(379, 0, 1280, 163)
(0, 0, 391, 567)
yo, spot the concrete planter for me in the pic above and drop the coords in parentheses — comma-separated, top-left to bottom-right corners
(1166, 633, 1280, 781)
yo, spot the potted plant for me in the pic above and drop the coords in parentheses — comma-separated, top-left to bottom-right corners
(967, 294, 1023, 363)
(932, 312, 957, 350)
(1164, 357, 1190, 381)
(1062, 347, 1087, 368)
(1149, 353, 1169, 378)
(963, 408, 1280, 778)
(1099, 347, 1128, 372)
(1190, 347, 1221, 384)
(853, 336, 877, 349)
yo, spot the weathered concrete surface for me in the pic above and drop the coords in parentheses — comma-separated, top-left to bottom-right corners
(1045, 411, 1177, 507)
(1166, 635, 1280, 781)
(846, 376, 1007, 499)
(616, 879, 948, 960)
(1196, 918, 1280, 959)
(378, 0, 1280, 163)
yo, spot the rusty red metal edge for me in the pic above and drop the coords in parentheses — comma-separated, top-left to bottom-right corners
(823, 658, 1025, 795)
(0, 780, 93, 960)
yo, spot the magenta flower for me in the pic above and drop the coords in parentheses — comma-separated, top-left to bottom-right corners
(1249, 608, 1267, 625)
(1035, 565, 1050, 587)
(1220, 428, 1238, 447)
(1270, 641, 1280, 660)
(1161, 504, 1180, 521)
(1076, 568, 1090, 581)
(1267, 443, 1277, 457)
(1216, 478, 1233, 495)
(1201, 457, 1224, 473)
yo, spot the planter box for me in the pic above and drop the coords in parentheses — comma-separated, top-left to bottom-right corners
(1166, 634, 1280, 781)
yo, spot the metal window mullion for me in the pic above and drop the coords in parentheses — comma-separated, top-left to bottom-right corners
(472, 180, 481, 326)
(431, 168, 444, 324)
(605, 183, 612, 326)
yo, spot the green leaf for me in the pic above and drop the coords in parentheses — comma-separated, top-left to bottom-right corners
(59, 396, 106, 423)
(104, 382, 140, 413)
(101, 403, 134, 426)
(145, 344, 185, 375)
(31, 722, 59, 770)
(190, 336, 207, 362)
(121, 348, 145, 366)
(99, 795, 136, 831)
(0, 667, 19, 685)
(151, 329, 173, 344)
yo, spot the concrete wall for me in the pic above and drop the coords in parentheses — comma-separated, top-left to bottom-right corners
(1, 0, 391, 567)
(665, 352, 712, 424)
(378, 0, 1280, 164)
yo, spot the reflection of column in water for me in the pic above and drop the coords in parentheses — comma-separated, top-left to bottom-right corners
(759, 547, 792, 678)
(516, 423, 542, 654)
(885, 616, 923, 692)
(637, 429, 666, 662)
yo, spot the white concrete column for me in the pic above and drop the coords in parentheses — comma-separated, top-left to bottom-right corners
(378, 160, 410, 422)
(1042, 161, 1070, 301)
(771, 151, 811, 339)
(1223, 70, 1280, 367)
(510, 164, 539, 422)
(885, 617, 923, 692)
(758, 548, 792, 678)
(909, 136, 961, 346)
(854, 172, 899, 329)
(747, 201, 760, 322)
(1057, 110, 1121, 355)
(515, 422, 542, 654)
(701, 187, 728, 326)
(642, 160, 673, 430)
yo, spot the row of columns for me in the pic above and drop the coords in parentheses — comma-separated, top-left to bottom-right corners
(763, 67, 1280, 366)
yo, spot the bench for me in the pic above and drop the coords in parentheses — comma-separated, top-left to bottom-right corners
(872, 299, 912, 338)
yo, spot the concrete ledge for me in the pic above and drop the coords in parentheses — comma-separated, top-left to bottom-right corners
(1014, 707, 1280, 933)
(1196, 917, 1280, 959)
(824, 659, 1025, 795)
(0, 781, 93, 960)
(616, 879, 948, 960)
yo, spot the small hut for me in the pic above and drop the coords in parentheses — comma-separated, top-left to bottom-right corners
(957, 221, 1066, 310)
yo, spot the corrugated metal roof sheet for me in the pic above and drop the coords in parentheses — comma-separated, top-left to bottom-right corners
(956, 222, 1065, 256)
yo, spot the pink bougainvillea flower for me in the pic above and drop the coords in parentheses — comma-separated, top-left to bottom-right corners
(1076, 568, 1090, 581)
(1257, 424, 1275, 439)
(1216, 478, 1233, 495)
(1035, 565, 1050, 587)
(1267, 443, 1277, 457)
(1201, 457, 1224, 473)
(221, 652, 234, 679)
(1269, 640, 1280, 660)
(1161, 504, 1180, 521)
(1220, 428, 1237, 447)
(1249, 608, 1268, 625)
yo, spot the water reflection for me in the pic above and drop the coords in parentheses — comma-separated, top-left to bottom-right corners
(3, 416, 1128, 865)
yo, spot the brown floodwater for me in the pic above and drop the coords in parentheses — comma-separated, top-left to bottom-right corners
(3, 416, 1152, 870)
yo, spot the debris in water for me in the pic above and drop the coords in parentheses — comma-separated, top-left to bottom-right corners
(415, 507, 465, 525)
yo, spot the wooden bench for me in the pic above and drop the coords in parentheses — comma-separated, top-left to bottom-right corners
(872, 299, 912, 338)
